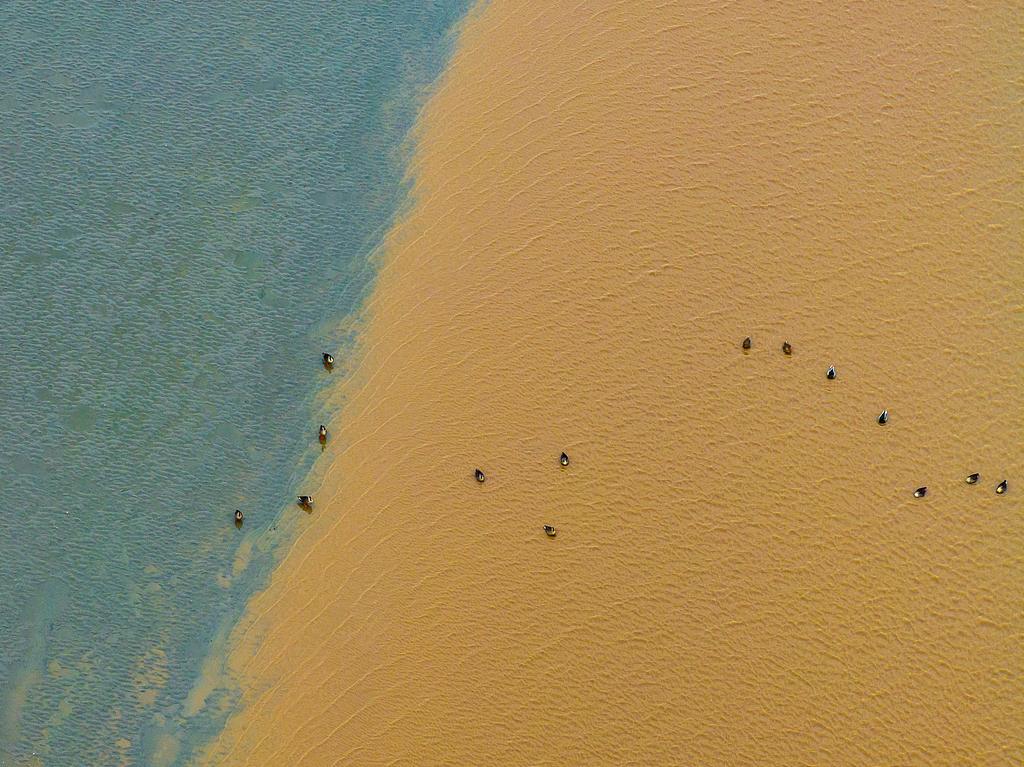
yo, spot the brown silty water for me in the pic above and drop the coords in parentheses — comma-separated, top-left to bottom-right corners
(190, 1, 1023, 765)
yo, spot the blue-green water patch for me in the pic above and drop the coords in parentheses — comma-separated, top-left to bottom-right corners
(0, 1, 472, 764)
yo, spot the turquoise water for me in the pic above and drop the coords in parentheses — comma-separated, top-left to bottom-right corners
(0, 2, 470, 763)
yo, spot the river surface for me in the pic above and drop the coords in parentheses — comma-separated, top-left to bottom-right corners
(0, 2, 470, 764)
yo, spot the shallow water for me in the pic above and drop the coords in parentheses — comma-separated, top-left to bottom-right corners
(0, 2, 470, 763)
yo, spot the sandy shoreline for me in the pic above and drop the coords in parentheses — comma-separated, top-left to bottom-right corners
(191, 1, 1023, 764)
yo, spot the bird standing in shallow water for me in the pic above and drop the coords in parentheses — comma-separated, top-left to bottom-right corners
(878, 410, 888, 425)
(544, 525, 557, 537)
(782, 341, 792, 355)
(966, 473, 979, 484)
(826, 366, 836, 380)
(996, 480, 1007, 494)
(298, 495, 313, 507)
(234, 509, 244, 524)
(322, 353, 334, 368)
(474, 469, 485, 483)
(560, 452, 569, 466)
(914, 487, 927, 498)
(318, 424, 327, 441)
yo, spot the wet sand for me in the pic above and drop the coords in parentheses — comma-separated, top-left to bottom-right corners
(191, 1, 1023, 764)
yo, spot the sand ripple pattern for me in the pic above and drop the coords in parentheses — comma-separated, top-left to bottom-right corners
(193, 1, 1024, 765)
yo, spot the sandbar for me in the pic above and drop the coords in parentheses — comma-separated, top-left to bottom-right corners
(192, 1, 1024, 764)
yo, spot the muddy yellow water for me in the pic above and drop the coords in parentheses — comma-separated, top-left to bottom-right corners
(190, 1, 1024, 764)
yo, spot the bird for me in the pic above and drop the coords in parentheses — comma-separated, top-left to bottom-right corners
(742, 337, 751, 350)
(297, 495, 313, 507)
(826, 366, 836, 380)
(996, 480, 1007, 495)
(322, 353, 334, 366)
(560, 452, 569, 466)
(318, 424, 327, 441)
(878, 410, 888, 425)
(474, 469, 485, 483)
(965, 473, 979, 484)
(913, 487, 927, 498)
(234, 509, 244, 523)
(544, 525, 557, 537)
(782, 341, 792, 355)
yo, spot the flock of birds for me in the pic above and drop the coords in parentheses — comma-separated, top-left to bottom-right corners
(231, 343, 1008, 530)
(743, 336, 1009, 500)
(233, 353, 335, 527)
(471, 452, 571, 537)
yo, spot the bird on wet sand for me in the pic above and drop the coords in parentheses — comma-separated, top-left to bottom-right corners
(826, 366, 836, 380)
(996, 480, 1007, 494)
(878, 410, 888, 425)
(544, 525, 557, 537)
(298, 495, 313, 507)
(318, 424, 327, 441)
(742, 337, 751, 350)
(782, 341, 792, 355)
(560, 452, 569, 466)
(965, 473, 979, 484)
(913, 487, 927, 498)
(322, 353, 334, 367)
(474, 469, 485, 483)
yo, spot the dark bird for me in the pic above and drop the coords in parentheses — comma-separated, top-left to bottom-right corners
(878, 410, 888, 425)
(913, 487, 927, 498)
(782, 341, 792, 355)
(742, 337, 751, 350)
(298, 495, 313, 507)
(474, 469, 485, 483)
(965, 473, 979, 484)
(543, 525, 557, 537)
(996, 480, 1007, 495)
(234, 509, 244, 523)
(322, 353, 334, 366)
(826, 366, 836, 380)
(560, 452, 569, 466)
(318, 424, 327, 441)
